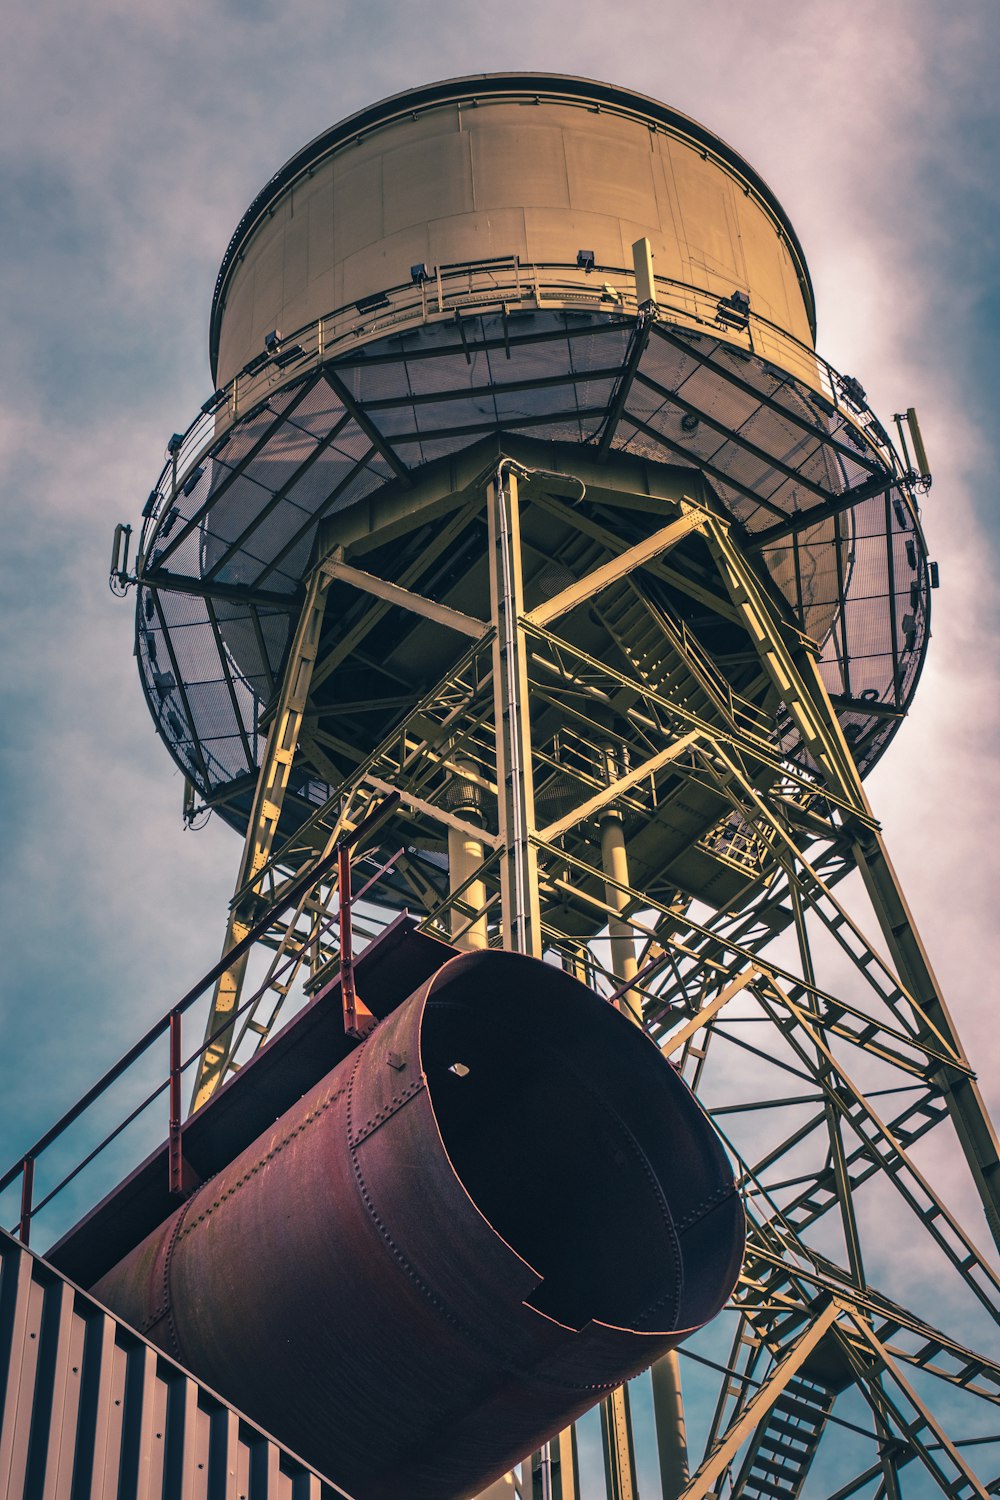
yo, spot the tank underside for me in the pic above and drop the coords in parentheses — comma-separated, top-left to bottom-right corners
(135, 302, 928, 848)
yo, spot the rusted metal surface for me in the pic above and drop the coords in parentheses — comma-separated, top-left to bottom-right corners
(92, 950, 744, 1500)
(0, 1226, 349, 1500)
(48, 914, 454, 1290)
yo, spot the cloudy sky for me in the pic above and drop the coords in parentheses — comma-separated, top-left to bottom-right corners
(2, 0, 999, 1487)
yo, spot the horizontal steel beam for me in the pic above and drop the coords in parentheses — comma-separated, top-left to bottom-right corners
(322, 554, 490, 639)
(525, 509, 706, 629)
(538, 731, 701, 843)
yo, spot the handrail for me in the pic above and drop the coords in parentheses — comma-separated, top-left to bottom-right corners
(132, 257, 921, 575)
(2, 792, 400, 1244)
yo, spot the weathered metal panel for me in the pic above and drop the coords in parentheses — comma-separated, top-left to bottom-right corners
(47, 915, 453, 1291)
(213, 77, 815, 386)
(0, 1228, 349, 1500)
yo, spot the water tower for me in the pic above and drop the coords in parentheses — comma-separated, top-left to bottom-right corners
(101, 73, 1000, 1500)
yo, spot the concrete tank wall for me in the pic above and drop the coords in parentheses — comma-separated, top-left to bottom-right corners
(214, 77, 815, 387)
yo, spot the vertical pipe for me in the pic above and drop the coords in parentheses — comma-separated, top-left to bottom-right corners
(598, 780, 641, 1500)
(651, 1355, 690, 1500)
(600, 787, 689, 1500)
(448, 825, 489, 950)
(600, 810, 639, 1022)
(448, 759, 488, 951)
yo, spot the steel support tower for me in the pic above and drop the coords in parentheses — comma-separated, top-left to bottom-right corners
(108, 75, 1000, 1500)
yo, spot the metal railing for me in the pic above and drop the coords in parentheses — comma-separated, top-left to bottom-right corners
(1, 794, 399, 1248)
(133, 256, 920, 571)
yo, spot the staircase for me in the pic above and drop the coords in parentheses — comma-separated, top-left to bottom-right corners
(730, 1374, 835, 1500)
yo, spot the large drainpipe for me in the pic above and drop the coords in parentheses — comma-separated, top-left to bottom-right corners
(599, 751, 690, 1500)
(91, 948, 742, 1500)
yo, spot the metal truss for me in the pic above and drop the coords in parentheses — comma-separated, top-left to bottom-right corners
(191, 445, 1000, 1500)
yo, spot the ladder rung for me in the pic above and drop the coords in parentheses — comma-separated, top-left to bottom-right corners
(772, 1395, 828, 1428)
(748, 1454, 812, 1484)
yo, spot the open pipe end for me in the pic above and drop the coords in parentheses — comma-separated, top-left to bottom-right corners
(420, 951, 744, 1340)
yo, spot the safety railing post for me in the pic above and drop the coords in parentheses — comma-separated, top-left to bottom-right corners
(339, 843, 357, 1034)
(18, 1156, 34, 1245)
(169, 1010, 184, 1195)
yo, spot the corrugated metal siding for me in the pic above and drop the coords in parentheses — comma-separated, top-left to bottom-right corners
(0, 1228, 350, 1500)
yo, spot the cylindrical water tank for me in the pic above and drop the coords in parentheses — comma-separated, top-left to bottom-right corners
(211, 73, 815, 388)
(92, 950, 744, 1500)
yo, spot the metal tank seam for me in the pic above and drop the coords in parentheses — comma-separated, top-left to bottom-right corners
(171, 1082, 348, 1245)
(349, 1074, 427, 1148)
(139, 1191, 197, 1357)
(344, 1028, 624, 1394)
(671, 1179, 742, 1234)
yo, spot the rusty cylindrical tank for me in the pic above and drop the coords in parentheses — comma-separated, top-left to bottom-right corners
(92, 951, 744, 1499)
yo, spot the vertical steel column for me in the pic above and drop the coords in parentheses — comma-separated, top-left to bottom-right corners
(789, 879, 866, 1286)
(528, 1425, 581, 1500)
(599, 756, 689, 1500)
(601, 1386, 640, 1500)
(487, 463, 542, 958)
(484, 464, 571, 1500)
(190, 567, 330, 1111)
(17, 1157, 33, 1246)
(168, 1010, 184, 1196)
(850, 824, 1000, 1249)
(783, 642, 1000, 1252)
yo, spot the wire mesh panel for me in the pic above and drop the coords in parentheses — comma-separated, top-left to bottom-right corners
(132, 292, 928, 818)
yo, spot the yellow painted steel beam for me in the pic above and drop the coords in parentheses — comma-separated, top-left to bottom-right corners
(310, 501, 478, 693)
(834, 1313, 990, 1500)
(538, 732, 701, 845)
(601, 1384, 639, 1500)
(525, 484, 742, 626)
(752, 976, 1000, 1317)
(847, 818, 1000, 1250)
(677, 539, 1000, 1248)
(322, 552, 489, 638)
(525, 508, 706, 629)
(364, 771, 502, 851)
(190, 566, 330, 1112)
(488, 463, 543, 957)
(660, 968, 759, 1057)
(677, 1302, 840, 1500)
(699, 512, 865, 810)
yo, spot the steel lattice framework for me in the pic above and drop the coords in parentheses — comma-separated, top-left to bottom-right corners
(101, 228, 1000, 1500)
